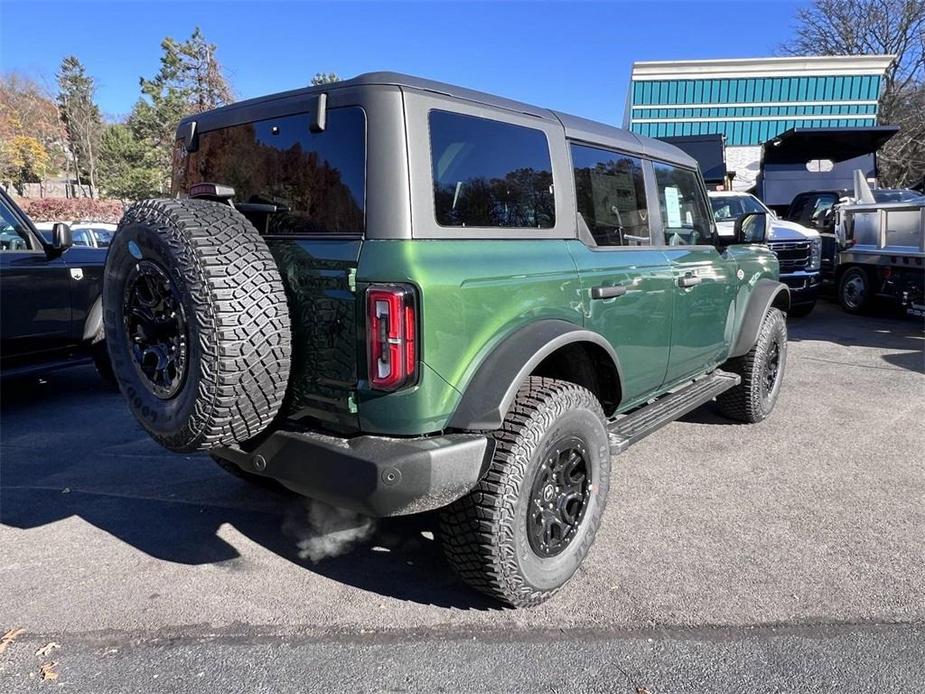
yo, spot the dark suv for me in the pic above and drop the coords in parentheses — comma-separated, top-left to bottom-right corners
(0, 189, 112, 381)
(103, 72, 790, 607)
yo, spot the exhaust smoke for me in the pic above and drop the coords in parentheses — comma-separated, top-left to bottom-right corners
(284, 499, 376, 563)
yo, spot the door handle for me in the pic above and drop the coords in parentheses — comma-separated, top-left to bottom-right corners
(591, 284, 627, 300)
(678, 273, 702, 288)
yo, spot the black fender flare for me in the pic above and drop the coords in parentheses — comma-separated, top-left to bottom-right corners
(447, 319, 623, 431)
(729, 279, 790, 358)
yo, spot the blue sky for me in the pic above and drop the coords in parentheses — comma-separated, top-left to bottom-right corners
(1, 0, 803, 124)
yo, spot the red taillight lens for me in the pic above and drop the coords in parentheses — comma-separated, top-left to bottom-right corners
(367, 285, 417, 391)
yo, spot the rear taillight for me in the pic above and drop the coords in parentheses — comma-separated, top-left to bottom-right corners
(367, 285, 417, 391)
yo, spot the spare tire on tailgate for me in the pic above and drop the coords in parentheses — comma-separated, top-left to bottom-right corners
(103, 198, 291, 452)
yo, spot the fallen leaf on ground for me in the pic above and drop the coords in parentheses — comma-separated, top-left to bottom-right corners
(35, 642, 60, 657)
(40, 662, 58, 681)
(636, 688, 652, 694)
(0, 627, 25, 655)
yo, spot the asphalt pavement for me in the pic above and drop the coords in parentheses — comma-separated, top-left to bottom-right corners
(1, 299, 923, 692)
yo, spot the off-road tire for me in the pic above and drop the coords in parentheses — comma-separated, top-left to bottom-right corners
(787, 301, 815, 318)
(438, 377, 611, 607)
(103, 198, 291, 452)
(838, 266, 874, 314)
(211, 453, 283, 490)
(717, 307, 787, 423)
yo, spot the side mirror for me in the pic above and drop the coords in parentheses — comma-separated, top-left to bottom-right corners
(733, 212, 768, 244)
(47, 222, 72, 257)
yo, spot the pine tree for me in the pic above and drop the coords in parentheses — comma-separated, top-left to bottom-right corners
(56, 56, 103, 196)
(311, 72, 341, 86)
(128, 27, 234, 193)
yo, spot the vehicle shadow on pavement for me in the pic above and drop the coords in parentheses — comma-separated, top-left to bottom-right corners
(786, 299, 924, 374)
(0, 369, 498, 611)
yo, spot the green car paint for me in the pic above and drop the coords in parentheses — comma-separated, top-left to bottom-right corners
(566, 242, 674, 407)
(357, 239, 585, 435)
(267, 235, 780, 437)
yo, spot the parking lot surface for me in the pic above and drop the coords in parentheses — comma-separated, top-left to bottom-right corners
(1, 300, 923, 692)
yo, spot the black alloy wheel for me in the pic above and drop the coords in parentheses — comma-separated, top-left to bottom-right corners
(123, 259, 189, 399)
(761, 338, 781, 404)
(716, 307, 787, 424)
(528, 436, 591, 557)
(438, 377, 612, 607)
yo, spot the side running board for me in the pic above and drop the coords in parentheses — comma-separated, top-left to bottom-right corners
(607, 370, 740, 455)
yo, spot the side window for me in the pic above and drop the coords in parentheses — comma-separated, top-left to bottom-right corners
(789, 193, 835, 227)
(571, 143, 649, 246)
(809, 194, 837, 227)
(429, 110, 554, 228)
(0, 199, 34, 252)
(653, 162, 713, 246)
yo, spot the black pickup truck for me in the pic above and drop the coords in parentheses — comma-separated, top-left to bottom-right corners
(0, 189, 113, 381)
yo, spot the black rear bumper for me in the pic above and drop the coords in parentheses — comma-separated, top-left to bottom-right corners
(213, 429, 493, 517)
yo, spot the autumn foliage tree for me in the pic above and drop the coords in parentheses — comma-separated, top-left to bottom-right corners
(0, 73, 66, 189)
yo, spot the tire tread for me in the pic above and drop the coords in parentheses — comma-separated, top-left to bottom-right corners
(438, 377, 608, 607)
(109, 198, 291, 451)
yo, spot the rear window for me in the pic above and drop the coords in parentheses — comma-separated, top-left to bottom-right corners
(429, 110, 554, 229)
(175, 107, 366, 234)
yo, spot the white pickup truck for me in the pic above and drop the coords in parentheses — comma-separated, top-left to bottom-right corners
(709, 191, 822, 317)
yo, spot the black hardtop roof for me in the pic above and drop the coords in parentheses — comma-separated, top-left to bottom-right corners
(179, 71, 696, 168)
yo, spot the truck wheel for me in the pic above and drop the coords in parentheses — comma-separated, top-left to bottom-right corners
(717, 307, 787, 423)
(438, 377, 611, 607)
(838, 266, 873, 314)
(103, 198, 291, 452)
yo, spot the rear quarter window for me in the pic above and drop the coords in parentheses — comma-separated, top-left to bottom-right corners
(429, 110, 554, 229)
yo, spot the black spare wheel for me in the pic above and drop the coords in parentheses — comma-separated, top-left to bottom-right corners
(439, 377, 612, 607)
(103, 198, 291, 452)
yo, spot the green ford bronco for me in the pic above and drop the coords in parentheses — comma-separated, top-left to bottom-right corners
(103, 72, 789, 607)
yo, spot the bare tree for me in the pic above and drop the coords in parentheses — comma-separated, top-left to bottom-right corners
(781, 0, 925, 187)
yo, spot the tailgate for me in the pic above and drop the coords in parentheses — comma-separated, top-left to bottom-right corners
(268, 238, 362, 432)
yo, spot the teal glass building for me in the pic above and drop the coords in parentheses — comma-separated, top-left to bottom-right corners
(624, 56, 895, 189)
